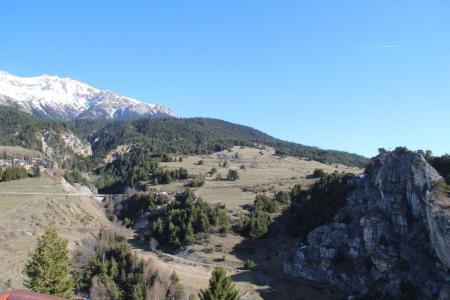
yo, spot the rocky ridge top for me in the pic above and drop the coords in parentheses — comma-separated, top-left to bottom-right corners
(285, 148, 450, 299)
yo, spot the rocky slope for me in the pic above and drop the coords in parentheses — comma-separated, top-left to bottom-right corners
(284, 148, 450, 299)
(0, 71, 174, 120)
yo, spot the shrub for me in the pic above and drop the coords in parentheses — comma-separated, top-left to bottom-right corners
(241, 210, 271, 239)
(293, 172, 355, 232)
(244, 259, 256, 269)
(227, 169, 239, 181)
(208, 167, 218, 176)
(312, 168, 325, 178)
(274, 191, 290, 204)
(187, 177, 205, 187)
(254, 194, 278, 213)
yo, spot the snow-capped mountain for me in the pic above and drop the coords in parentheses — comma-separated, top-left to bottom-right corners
(0, 71, 174, 120)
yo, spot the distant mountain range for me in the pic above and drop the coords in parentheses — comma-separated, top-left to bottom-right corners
(0, 71, 174, 120)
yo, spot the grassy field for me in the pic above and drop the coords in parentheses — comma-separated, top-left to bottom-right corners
(0, 146, 44, 158)
(0, 175, 107, 289)
(157, 146, 362, 210)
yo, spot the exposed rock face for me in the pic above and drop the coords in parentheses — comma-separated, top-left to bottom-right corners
(40, 130, 92, 163)
(284, 149, 450, 298)
(60, 131, 92, 157)
(104, 144, 133, 163)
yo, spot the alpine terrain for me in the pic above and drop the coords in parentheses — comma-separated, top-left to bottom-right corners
(0, 71, 174, 120)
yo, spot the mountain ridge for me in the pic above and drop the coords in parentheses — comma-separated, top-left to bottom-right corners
(0, 106, 368, 167)
(0, 71, 174, 120)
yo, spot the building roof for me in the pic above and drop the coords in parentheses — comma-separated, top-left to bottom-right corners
(0, 290, 67, 300)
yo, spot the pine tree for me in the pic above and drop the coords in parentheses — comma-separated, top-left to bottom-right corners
(199, 268, 239, 300)
(167, 271, 185, 300)
(23, 227, 75, 298)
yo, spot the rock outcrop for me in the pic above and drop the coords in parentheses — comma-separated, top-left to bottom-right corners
(284, 148, 450, 298)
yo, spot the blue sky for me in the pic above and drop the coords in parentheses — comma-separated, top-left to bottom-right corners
(0, 1, 449, 157)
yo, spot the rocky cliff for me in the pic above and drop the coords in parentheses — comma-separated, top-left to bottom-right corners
(284, 148, 450, 299)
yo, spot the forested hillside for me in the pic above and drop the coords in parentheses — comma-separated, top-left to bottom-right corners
(0, 106, 76, 150)
(80, 117, 367, 167)
(0, 106, 367, 167)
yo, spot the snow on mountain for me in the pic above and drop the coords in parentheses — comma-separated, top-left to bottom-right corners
(0, 71, 174, 120)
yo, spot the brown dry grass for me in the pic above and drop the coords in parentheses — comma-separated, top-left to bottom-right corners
(0, 176, 107, 289)
(157, 146, 362, 210)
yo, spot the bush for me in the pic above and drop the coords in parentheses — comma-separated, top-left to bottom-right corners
(312, 168, 325, 178)
(241, 210, 271, 239)
(64, 169, 89, 186)
(254, 194, 278, 213)
(290, 184, 303, 202)
(227, 169, 239, 181)
(187, 177, 205, 187)
(426, 153, 450, 185)
(208, 167, 217, 176)
(293, 172, 355, 232)
(274, 191, 290, 204)
(244, 259, 256, 269)
(0, 166, 29, 182)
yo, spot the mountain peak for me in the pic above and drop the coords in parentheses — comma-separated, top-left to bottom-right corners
(0, 71, 174, 120)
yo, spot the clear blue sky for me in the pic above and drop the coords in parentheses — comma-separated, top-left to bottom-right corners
(1, 1, 449, 157)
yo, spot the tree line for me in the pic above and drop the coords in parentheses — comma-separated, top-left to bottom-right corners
(75, 116, 367, 167)
(0, 166, 40, 182)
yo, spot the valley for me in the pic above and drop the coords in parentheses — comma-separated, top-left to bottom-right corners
(0, 144, 362, 299)
(0, 105, 449, 299)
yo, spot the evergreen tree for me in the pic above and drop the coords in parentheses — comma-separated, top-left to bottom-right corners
(226, 169, 239, 181)
(167, 271, 185, 300)
(79, 230, 157, 300)
(23, 227, 75, 299)
(199, 268, 239, 300)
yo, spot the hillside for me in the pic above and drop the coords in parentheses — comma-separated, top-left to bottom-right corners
(154, 146, 361, 209)
(0, 175, 107, 289)
(81, 117, 368, 167)
(0, 106, 91, 163)
(0, 106, 367, 167)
